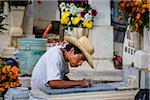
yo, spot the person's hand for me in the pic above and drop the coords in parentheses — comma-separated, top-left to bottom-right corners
(79, 80, 90, 88)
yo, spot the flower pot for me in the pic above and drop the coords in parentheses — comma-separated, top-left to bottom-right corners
(72, 27, 89, 39)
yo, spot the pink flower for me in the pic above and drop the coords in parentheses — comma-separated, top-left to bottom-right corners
(116, 56, 122, 62)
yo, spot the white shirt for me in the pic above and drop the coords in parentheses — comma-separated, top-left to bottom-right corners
(31, 46, 69, 89)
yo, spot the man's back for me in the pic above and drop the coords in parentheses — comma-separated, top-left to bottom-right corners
(31, 46, 69, 89)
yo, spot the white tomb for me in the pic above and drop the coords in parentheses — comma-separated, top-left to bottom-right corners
(72, 0, 115, 73)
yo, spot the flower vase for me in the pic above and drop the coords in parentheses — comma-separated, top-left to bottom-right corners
(72, 27, 89, 39)
(64, 27, 73, 36)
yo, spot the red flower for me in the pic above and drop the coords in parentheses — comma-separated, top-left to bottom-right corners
(92, 9, 97, 16)
(80, 11, 86, 17)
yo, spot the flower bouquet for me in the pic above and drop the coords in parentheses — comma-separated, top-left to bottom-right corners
(59, 2, 97, 30)
(0, 58, 21, 96)
(118, 0, 150, 33)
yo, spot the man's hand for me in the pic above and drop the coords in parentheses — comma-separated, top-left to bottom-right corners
(79, 80, 90, 88)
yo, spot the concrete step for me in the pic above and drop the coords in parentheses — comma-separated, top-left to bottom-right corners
(0, 47, 15, 58)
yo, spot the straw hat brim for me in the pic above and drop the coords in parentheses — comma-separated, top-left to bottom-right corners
(65, 36, 94, 68)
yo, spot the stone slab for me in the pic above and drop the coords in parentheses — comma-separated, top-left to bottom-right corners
(30, 89, 139, 100)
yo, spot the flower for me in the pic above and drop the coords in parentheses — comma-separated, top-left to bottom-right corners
(72, 17, 81, 25)
(83, 20, 93, 29)
(60, 11, 70, 24)
(118, 0, 150, 33)
(59, 2, 97, 30)
(0, 59, 21, 93)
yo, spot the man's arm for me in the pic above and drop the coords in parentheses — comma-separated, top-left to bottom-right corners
(48, 80, 90, 89)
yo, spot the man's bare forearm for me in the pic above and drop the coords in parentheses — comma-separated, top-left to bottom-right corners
(48, 80, 89, 89)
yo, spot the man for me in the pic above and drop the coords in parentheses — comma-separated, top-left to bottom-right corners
(31, 36, 94, 89)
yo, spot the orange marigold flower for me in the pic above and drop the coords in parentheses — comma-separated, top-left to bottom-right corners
(0, 88, 5, 92)
(10, 74, 17, 80)
(132, 7, 137, 12)
(137, 0, 142, 3)
(1, 75, 6, 81)
(126, 3, 130, 7)
(136, 7, 140, 12)
(135, 23, 139, 28)
(11, 66, 19, 74)
(1, 67, 7, 74)
(130, 2, 135, 7)
(120, 3, 125, 8)
(135, 1, 141, 6)
(142, 4, 150, 9)
(128, 13, 133, 17)
(8, 71, 13, 77)
(136, 13, 141, 20)
(6, 65, 11, 72)
(141, 9, 146, 13)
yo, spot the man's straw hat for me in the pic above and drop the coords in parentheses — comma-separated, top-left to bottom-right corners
(65, 36, 94, 68)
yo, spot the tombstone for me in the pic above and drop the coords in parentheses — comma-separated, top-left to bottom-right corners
(123, 29, 140, 65)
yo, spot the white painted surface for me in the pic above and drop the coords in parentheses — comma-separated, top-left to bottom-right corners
(0, 47, 15, 58)
(114, 42, 123, 56)
(133, 50, 150, 69)
(0, 33, 11, 47)
(30, 89, 139, 100)
(10, 6, 25, 27)
(89, 26, 113, 58)
(89, 0, 111, 25)
(143, 27, 150, 51)
(123, 30, 140, 65)
(0, 2, 11, 47)
(9, 6, 25, 36)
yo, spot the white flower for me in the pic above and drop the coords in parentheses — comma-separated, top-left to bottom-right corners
(81, 18, 84, 21)
(59, 2, 66, 9)
(66, 3, 70, 7)
(65, 8, 69, 12)
(84, 13, 92, 21)
(71, 17, 74, 21)
(69, 3, 75, 8)
(78, 7, 84, 12)
(70, 6, 78, 15)
(67, 21, 71, 26)
(88, 9, 92, 14)
(76, 13, 80, 17)
(61, 12, 64, 16)
(61, 6, 66, 12)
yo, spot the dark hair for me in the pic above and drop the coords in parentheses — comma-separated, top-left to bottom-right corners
(64, 43, 82, 54)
